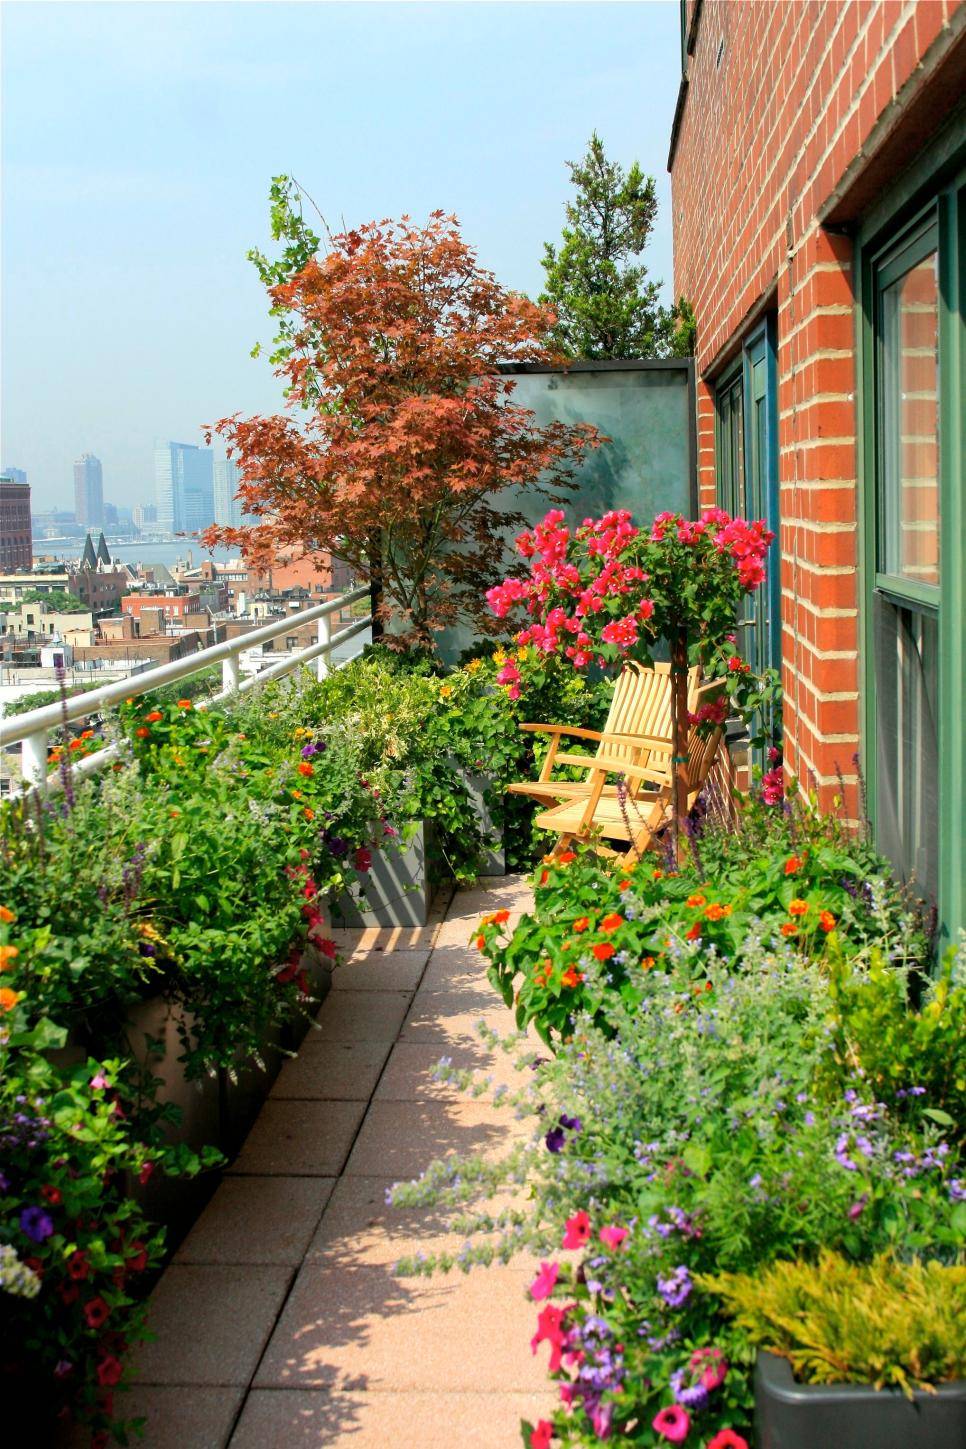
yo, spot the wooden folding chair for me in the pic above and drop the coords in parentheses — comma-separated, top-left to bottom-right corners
(507, 661, 699, 809)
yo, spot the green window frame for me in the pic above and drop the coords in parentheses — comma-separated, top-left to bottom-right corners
(714, 319, 781, 754)
(857, 143, 965, 952)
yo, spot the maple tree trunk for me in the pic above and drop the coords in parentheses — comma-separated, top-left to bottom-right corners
(367, 530, 384, 642)
(670, 629, 689, 866)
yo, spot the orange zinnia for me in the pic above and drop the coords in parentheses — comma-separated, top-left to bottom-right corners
(297, 762, 314, 777)
(600, 912, 623, 932)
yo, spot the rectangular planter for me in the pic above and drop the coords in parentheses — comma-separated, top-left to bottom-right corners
(461, 769, 506, 876)
(331, 821, 434, 927)
(755, 1350, 966, 1449)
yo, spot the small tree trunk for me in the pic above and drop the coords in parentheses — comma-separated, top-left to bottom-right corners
(670, 629, 690, 866)
(367, 529, 384, 642)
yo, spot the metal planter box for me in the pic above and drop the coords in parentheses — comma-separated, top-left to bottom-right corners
(755, 1350, 966, 1449)
(460, 769, 506, 876)
(331, 821, 434, 927)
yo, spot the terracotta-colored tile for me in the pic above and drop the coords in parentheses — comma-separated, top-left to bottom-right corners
(133, 1265, 293, 1385)
(270, 1039, 392, 1101)
(254, 1263, 548, 1391)
(375, 1040, 530, 1102)
(174, 1177, 334, 1266)
(229, 1389, 553, 1448)
(112, 1386, 244, 1448)
(314, 990, 412, 1042)
(400, 988, 510, 1047)
(331, 951, 428, 992)
(229, 1100, 367, 1177)
(306, 1174, 534, 1272)
(343, 1099, 526, 1180)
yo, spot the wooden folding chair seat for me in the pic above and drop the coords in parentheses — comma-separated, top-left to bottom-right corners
(533, 686, 725, 866)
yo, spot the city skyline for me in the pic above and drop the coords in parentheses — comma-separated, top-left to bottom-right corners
(1, 3, 679, 512)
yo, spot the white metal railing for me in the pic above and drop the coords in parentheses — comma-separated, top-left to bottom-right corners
(0, 585, 372, 795)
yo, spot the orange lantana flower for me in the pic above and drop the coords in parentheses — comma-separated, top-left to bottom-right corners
(135, 727, 150, 739)
(687, 893, 706, 909)
(177, 699, 193, 710)
(788, 899, 809, 916)
(557, 851, 576, 865)
(600, 913, 623, 932)
(784, 855, 803, 875)
(704, 902, 731, 921)
(297, 762, 314, 777)
(0, 987, 20, 1013)
(0, 944, 19, 969)
(573, 917, 591, 933)
(686, 922, 702, 940)
(561, 967, 585, 989)
(819, 910, 836, 932)
(145, 711, 163, 723)
(592, 942, 616, 961)
(780, 923, 798, 937)
(0, 906, 15, 924)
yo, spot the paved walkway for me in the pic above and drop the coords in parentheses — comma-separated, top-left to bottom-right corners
(124, 877, 552, 1447)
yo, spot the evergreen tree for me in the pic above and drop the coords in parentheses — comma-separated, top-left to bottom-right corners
(539, 133, 694, 360)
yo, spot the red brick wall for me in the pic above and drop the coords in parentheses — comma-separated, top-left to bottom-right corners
(670, 0, 962, 813)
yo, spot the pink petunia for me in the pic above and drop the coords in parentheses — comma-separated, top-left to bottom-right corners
(530, 1261, 560, 1301)
(652, 1404, 691, 1443)
(706, 1432, 749, 1449)
(598, 1224, 628, 1250)
(530, 1421, 553, 1449)
(562, 1211, 591, 1250)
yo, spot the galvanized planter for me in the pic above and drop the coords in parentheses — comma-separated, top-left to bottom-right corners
(331, 822, 435, 927)
(755, 1351, 966, 1449)
(460, 769, 506, 876)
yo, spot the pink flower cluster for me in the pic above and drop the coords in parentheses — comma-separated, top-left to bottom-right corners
(486, 505, 773, 685)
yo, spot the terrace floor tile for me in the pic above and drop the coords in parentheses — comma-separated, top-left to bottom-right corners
(228, 1099, 367, 1177)
(174, 1176, 335, 1266)
(270, 1038, 393, 1101)
(229, 1390, 552, 1448)
(313, 989, 413, 1042)
(331, 950, 429, 992)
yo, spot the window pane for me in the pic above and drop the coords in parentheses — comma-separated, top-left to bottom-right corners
(716, 374, 743, 517)
(880, 250, 940, 586)
(873, 597, 939, 912)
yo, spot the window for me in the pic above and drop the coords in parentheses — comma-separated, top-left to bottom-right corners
(860, 152, 965, 948)
(714, 318, 781, 748)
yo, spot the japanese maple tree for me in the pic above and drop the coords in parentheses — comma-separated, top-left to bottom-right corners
(205, 181, 598, 650)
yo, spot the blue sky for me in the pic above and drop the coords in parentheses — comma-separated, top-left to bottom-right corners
(2, 1, 681, 512)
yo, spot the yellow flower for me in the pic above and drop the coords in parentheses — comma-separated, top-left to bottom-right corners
(493, 649, 507, 666)
(439, 684, 453, 698)
(516, 647, 529, 661)
(137, 922, 163, 941)
(465, 658, 483, 674)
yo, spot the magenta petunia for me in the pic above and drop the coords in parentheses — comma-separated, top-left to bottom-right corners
(652, 1404, 691, 1443)
(529, 1261, 560, 1301)
(598, 1224, 628, 1250)
(562, 1210, 591, 1250)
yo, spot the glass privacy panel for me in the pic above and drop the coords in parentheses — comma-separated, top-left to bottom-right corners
(504, 367, 692, 527)
(432, 365, 693, 661)
(873, 596, 939, 912)
(879, 250, 940, 587)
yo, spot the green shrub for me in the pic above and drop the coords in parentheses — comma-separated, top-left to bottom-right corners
(703, 1251, 966, 1394)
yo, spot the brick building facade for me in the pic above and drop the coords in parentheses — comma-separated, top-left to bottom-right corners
(669, 0, 964, 943)
(0, 479, 33, 571)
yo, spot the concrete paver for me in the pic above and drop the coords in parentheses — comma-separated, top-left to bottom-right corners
(133, 877, 551, 1445)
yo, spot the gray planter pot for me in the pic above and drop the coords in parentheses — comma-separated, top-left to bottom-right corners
(755, 1350, 966, 1449)
(460, 768, 506, 876)
(331, 822, 433, 927)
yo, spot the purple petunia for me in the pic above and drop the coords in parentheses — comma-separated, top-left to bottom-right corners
(20, 1206, 54, 1243)
(301, 743, 317, 759)
(657, 1264, 692, 1308)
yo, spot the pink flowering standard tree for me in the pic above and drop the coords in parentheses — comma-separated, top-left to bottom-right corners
(486, 505, 774, 855)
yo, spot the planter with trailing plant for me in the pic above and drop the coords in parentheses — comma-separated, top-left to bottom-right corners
(331, 821, 436, 927)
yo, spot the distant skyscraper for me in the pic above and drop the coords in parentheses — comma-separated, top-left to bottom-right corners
(0, 476, 33, 570)
(3, 466, 27, 485)
(73, 453, 104, 529)
(213, 458, 244, 528)
(103, 502, 119, 528)
(154, 442, 214, 534)
(133, 503, 157, 531)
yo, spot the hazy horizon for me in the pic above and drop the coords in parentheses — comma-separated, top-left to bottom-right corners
(2, 1, 680, 513)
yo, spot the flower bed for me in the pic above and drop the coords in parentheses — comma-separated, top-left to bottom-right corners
(393, 814, 965, 1447)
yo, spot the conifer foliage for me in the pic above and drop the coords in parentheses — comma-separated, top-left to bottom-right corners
(539, 133, 695, 360)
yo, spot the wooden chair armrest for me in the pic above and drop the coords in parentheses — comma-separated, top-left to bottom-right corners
(519, 723, 606, 742)
(576, 755, 669, 784)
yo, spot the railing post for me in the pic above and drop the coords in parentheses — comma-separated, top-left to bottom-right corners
(21, 728, 49, 794)
(317, 611, 331, 680)
(221, 655, 241, 694)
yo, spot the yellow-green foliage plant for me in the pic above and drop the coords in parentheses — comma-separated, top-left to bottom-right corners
(701, 1251, 966, 1397)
